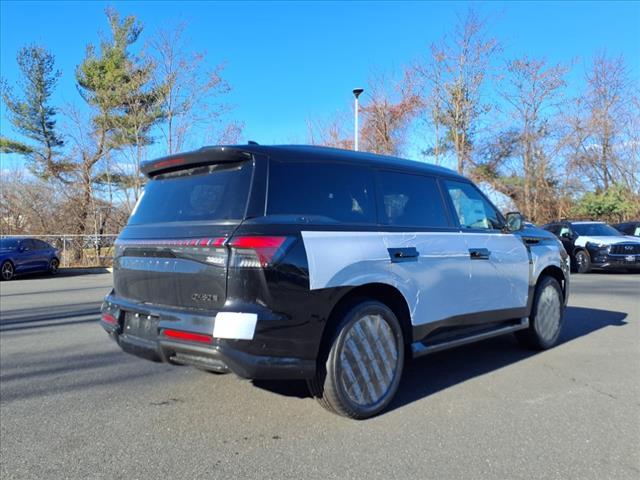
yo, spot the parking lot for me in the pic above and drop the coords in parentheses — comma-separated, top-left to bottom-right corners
(0, 272, 638, 479)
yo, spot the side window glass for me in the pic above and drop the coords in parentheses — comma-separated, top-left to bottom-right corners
(546, 225, 561, 235)
(559, 226, 571, 238)
(444, 180, 502, 230)
(22, 240, 34, 251)
(377, 172, 449, 228)
(267, 162, 376, 224)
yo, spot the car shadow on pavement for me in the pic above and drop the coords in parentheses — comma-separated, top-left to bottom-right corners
(252, 306, 629, 410)
(0, 302, 100, 331)
(1, 267, 111, 282)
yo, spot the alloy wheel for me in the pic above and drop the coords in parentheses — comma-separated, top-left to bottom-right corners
(1, 262, 14, 281)
(337, 313, 400, 408)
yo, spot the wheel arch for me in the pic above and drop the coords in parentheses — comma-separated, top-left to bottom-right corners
(320, 283, 413, 356)
(572, 245, 589, 258)
(537, 265, 567, 301)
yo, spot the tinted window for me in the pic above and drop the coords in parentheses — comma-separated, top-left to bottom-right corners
(267, 162, 376, 224)
(573, 223, 622, 237)
(21, 240, 35, 250)
(377, 172, 449, 227)
(0, 239, 20, 250)
(128, 161, 252, 225)
(34, 240, 51, 250)
(444, 180, 502, 230)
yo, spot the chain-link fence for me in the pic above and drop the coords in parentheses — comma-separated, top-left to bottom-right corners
(1, 234, 118, 267)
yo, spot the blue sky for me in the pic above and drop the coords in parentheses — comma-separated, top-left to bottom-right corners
(1, 0, 639, 168)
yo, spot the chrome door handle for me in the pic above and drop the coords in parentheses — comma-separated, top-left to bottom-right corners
(469, 248, 491, 260)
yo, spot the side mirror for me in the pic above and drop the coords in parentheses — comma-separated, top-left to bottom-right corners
(560, 232, 571, 239)
(504, 212, 524, 232)
(18, 245, 26, 252)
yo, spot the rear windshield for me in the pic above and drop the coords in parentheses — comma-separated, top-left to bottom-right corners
(128, 161, 252, 225)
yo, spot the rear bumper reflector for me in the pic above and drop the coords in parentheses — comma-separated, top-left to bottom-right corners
(163, 329, 213, 344)
(101, 313, 117, 325)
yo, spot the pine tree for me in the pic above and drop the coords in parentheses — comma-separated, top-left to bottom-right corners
(1, 45, 65, 178)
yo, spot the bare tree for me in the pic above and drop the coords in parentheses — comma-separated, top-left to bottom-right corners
(496, 56, 568, 221)
(306, 111, 354, 150)
(564, 53, 639, 192)
(413, 9, 500, 173)
(150, 23, 241, 155)
(360, 73, 421, 156)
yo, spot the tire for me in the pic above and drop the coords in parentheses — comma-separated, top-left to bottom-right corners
(515, 276, 564, 350)
(1, 261, 15, 281)
(574, 250, 591, 274)
(307, 300, 405, 419)
(49, 257, 60, 275)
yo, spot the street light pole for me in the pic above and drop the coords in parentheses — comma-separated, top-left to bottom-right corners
(353, 88, 364, 151)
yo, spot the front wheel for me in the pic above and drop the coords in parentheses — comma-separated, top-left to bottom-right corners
(307, 300, 405, 419)
(515, 276, 564, 350)
(574, 250, 591, 274)
(1, 261, 14, 281)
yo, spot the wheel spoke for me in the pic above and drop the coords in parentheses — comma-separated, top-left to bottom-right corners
(339, 313, 398, 407)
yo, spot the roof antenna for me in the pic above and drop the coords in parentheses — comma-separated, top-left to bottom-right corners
(248, 140, 259, 145)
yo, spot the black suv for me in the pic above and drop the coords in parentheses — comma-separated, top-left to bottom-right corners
(101, 145, 569, 418)
(543, 220, 640, 273)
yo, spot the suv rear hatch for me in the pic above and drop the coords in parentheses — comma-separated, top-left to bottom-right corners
(113, 153, 254, 311)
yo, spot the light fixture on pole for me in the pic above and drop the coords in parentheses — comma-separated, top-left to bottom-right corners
(353, 88, 364, 151)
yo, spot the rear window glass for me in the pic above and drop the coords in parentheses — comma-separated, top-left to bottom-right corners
(0, 239, 20, 249)
(377, 172, 449, 227)
(267, 161, 376, 224)
(128, 161, 252, 225)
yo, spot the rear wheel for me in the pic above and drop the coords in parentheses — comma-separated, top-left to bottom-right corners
(574, 250, 591, 273)
(49, 258, 60, 275)
(515, 276, 564, 350)
(1, 261, 14, 281)
(307, 300, 405, 419)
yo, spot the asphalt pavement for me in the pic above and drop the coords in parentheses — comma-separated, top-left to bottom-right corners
(1, 271, 639, 479)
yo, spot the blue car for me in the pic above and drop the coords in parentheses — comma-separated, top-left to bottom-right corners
(0, 238, 60, 281)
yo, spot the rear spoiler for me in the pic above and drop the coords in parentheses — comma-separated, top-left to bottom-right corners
(141, 146, 253, 177)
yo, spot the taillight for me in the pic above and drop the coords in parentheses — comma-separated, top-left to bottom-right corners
(101, 312, 117, 325)
(115, 238, 228, 266)
(228, 236, 289, 268)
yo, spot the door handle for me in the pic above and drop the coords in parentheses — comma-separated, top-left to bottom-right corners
(388, 247, 419, 263)
(469, 248, 491, 260)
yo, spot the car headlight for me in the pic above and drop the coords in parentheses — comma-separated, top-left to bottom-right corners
(586, 242, 610, 253)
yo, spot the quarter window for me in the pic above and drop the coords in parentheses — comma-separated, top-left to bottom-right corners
(444, 180, 503, 230)
(377, 172, 449, 228)
(267, 162, 376, 224)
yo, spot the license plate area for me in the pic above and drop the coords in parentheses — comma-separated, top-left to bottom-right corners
(123, 311, 159, 340)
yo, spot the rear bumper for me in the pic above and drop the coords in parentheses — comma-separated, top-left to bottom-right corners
(100, 294, 316, 380)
